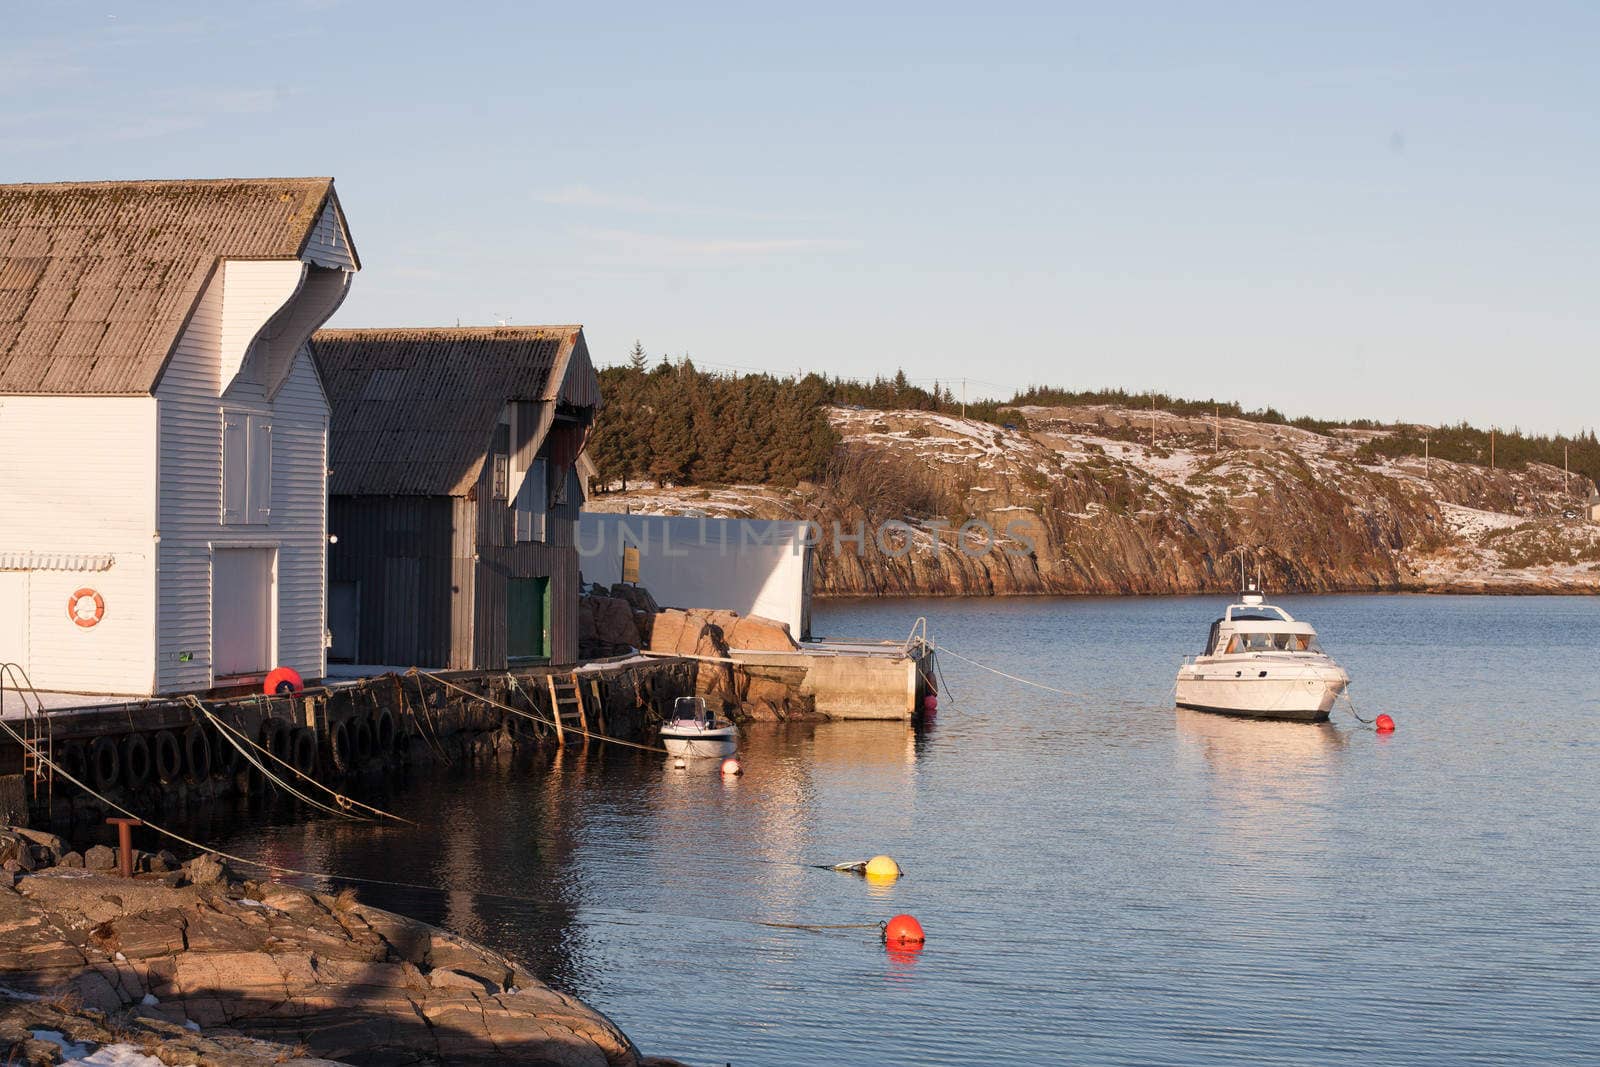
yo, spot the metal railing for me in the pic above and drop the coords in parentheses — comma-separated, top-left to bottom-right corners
(1, 662, 52, 801)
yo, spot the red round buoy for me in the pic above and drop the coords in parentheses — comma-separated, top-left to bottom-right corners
(721, 757, 743, 776)
(923, 694, 938, 712)
(884, 914, 925, 946)
(1375, 713, 1395, 734)
(264, 666, 304, 696)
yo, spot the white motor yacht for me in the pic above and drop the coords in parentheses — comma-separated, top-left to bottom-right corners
(659, 696, 738, 757)
(1174, 590, 1349, 722)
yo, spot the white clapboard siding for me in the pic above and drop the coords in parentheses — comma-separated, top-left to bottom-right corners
(155, 266, 333, 692)
(0, 572, 26, 671)
(268, 345, 329, 679)
(303, 201, 356, 270)
(218, 260, 305, 392)
(0, 395, 157, 693)
(155, 270, 227, 692)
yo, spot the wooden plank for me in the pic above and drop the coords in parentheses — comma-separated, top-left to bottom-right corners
(545, 674, 565, 747)
(588, 678, 606, 737)
(569, 671, 588, 736)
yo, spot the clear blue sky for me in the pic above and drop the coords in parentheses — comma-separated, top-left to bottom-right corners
(7, 2, 1596, 433)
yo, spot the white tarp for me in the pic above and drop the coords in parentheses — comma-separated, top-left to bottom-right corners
(577, 513, 812, 640)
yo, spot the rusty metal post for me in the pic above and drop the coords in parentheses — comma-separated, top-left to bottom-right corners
(106, 817, 142, 877)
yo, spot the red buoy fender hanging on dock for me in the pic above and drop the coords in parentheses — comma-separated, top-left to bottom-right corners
(264, 666, 304, 696)
(884, 914, 925, 946)
(67, 588, 105, 628)
(1375, 713, 1396, 734)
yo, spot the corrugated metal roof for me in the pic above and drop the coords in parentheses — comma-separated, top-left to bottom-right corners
(0, 177, 347, 395)
(315, 326, 598, 497)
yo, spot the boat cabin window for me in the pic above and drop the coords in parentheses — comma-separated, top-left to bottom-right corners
(1221, 632, 1319, 653)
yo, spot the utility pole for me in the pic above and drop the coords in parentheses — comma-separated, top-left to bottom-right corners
(1564, 444, 1569, 492)
(1150, 394, 1156, 447)
(961, 379, 967, 421)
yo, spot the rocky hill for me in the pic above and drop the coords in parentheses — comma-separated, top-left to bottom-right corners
(586, 404, 1600, 597)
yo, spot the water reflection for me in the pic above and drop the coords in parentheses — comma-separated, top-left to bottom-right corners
(803, 720, 918, 769)
(1173, 707, 1349, 791)
(193, 596, 1600, 1067)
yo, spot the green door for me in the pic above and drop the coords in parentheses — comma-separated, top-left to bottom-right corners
(507, 576, 551, 661)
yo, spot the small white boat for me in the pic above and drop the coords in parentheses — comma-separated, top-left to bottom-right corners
(659, 696, 738, 758)
(1174, 587, 1349, 723)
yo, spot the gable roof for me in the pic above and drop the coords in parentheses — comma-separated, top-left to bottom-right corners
(0, 177, 356, 395)
(315, 325, 598, 497)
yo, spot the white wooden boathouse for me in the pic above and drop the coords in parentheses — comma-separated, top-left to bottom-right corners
(0, 178, 359, 695)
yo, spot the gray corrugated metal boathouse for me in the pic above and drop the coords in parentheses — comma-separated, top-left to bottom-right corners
(316, 326, 600, 669)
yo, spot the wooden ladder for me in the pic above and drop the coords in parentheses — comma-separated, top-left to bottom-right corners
(545, 673, 589, 747)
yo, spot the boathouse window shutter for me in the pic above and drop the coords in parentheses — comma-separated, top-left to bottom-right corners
(247, 417, 272, 524)
(222, 412, 247, 524)
(221, 411, 271, 526)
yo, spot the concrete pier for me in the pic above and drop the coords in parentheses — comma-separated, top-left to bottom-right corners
(730, 639, 936, 720)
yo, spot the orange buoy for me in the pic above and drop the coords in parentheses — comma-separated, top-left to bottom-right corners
(264, 666, 303, 696)
(1375, 713, 1396, 734)
(721, 757, 743, 776)
(884, 914, 925, 946)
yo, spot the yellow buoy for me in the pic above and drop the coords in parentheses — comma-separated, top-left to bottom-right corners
(865, 855, 901, 882)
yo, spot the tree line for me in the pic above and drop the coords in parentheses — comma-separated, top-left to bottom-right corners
(587, 347, 836, 490)
(586, 345, 1600, 491)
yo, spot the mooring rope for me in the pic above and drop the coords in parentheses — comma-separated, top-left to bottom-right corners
(408, 674, 448, 751)
(413, 669, 676, 756)
(178, 698, 363, 822)
(1339, 687, 1377, 727)
(184, 696, 417, 825)
(0, 711, 890, 943)
(930, 642, 1087, 699)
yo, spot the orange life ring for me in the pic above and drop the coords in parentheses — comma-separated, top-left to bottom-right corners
(68, 588, 105, 628)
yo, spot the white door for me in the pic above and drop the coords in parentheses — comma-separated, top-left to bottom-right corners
(212, 548, 274, 677)
(0, 572, 27, 675)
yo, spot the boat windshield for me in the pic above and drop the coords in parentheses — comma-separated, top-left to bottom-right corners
(672, 696, 708, 720)
(1221, 632, 1321, 654)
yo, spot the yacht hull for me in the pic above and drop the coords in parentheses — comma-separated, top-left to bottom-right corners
(1174, 672, 1347, 723)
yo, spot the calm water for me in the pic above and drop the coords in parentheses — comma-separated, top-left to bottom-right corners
(210, 595, 1600, 1065)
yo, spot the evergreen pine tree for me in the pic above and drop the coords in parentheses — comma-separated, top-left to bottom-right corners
(645, 366, 696, 485)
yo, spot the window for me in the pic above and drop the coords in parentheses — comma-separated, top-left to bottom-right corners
(1226, 632, 1320, 654)
(514, 458, 547, 542)
(492, 453, 509, 500)
(222, 411, 271, 525)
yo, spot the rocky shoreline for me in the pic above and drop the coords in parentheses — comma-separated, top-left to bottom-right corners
(587, 404, 1600, 600)
(1, 826, 681, 1067)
